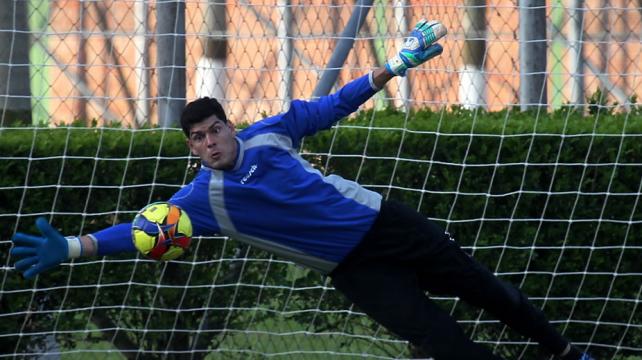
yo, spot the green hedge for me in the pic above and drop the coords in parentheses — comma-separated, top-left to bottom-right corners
(1, 108, 640, 358)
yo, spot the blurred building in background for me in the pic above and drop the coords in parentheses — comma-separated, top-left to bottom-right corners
(0, 0, 639, 127)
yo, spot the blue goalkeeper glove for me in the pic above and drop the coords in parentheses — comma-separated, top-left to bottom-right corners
(385, 19, 447, 77)
(10, 217, 81, 279)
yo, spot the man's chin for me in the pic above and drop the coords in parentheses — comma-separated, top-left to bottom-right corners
(202, 158, 232, 170)
(198, 158, 216, 169)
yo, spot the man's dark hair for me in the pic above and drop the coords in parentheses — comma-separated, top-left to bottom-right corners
(180, 97, 227, 137)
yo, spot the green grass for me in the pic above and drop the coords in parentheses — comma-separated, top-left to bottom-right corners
(205, 319, 407, 359)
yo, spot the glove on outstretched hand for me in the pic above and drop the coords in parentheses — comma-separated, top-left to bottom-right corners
(385, 19, 447, 76)
(11, 218, 70, 279)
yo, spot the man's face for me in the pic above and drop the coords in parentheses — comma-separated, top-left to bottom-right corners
(187, 115, 237, 170)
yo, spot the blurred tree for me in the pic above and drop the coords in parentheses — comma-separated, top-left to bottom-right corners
(0, 0, 32, 126)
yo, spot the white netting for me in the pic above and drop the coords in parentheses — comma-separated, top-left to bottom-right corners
(0, 0, 640, 126)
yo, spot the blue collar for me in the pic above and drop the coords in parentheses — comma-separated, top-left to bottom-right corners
(231, 136, 244, 171)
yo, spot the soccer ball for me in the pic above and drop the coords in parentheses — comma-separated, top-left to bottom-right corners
(131, 202, 192, 261)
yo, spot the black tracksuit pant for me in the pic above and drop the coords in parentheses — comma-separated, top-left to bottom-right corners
(330, 200, 570, 360)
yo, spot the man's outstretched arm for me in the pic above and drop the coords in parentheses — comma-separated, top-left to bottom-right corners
(10, 219, 135, 279)
(282, 19, 446, 143)
(370, 67, 395, 90)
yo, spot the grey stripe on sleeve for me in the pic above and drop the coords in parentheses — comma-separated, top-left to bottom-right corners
(208, 170, 237, 236)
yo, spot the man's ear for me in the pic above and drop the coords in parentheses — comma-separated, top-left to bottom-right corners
(186, 138, 198, 156)
(227, 121, 236, 133)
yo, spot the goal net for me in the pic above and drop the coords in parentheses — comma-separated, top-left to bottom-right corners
(1, 1, 641, 359)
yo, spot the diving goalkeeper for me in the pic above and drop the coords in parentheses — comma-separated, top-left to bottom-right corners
(10, 19, 593, 360)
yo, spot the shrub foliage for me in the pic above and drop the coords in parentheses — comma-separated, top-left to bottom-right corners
(1, 107, 640, 358)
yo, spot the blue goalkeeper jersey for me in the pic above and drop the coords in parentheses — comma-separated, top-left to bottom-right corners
(93, 73, 382, 274)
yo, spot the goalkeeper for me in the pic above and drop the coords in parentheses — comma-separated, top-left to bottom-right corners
(11, 20, 593, 360)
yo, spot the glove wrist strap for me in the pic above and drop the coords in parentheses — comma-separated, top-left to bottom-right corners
(385, 54, 408, 77)
(66, 236, 82, 259)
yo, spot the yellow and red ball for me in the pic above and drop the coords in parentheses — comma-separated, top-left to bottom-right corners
(131, 202, 192, 261)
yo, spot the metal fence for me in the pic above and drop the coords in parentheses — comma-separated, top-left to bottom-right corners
(0, 0, 639, 127)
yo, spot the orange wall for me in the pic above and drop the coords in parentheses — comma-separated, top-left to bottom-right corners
(41, 0, 641, 126)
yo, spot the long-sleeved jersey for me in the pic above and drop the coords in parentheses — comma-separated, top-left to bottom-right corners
(93, 73, 383, 274)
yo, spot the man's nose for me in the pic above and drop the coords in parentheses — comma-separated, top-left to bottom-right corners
(206, 132, 216, 146)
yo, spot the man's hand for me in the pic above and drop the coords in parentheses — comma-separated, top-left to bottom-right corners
(11, 218, 71, 279)
(385, 19, 447, 77)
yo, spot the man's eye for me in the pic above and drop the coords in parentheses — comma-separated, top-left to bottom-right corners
(193, 135, 203, 141)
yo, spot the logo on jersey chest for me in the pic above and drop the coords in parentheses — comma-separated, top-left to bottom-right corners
(240, 164, 258, 184)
